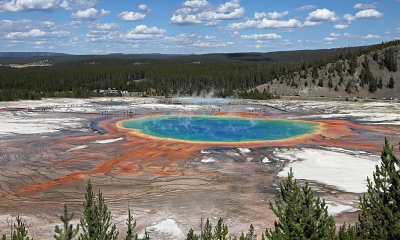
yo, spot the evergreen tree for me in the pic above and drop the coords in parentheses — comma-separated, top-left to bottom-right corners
(378, 76, 383, 89)
(185, 229, 199, 240)
(54, 204, 79, 240)
(388, 76, 395, 89)
(12, 216, 32, 240)
(373, 51, 378, 61)
(344, 81, 353, 93)
(125, 209, 138, 240)
(79, 180, 119, 240)
(312, 67, 319, 79)
(328, 76, 333, 89)
(383, 48, 398, 72)
(213, 218, 228, 240)
(358, 138, 400, 239)
(202, 219, 213, 240)
(318, 79, 324, 87)
(1, 235, 5, 240)
(142, 230, 150, 240)
(265, 169, 336, 239)
(337, 224, 359, 240)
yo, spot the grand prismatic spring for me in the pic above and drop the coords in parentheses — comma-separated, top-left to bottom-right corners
(1, 97, 400, 239)
(120, 116, 320, 143)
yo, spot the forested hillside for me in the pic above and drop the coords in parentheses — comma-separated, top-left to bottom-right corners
(256, 40, 400, 99)
(0, 40, 398, 101)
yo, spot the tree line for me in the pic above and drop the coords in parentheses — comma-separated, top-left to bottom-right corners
(2, 138, 399, 239)
(1, 40, 398, 102)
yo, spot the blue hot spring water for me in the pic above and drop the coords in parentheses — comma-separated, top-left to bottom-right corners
(121, 116, 319, 142)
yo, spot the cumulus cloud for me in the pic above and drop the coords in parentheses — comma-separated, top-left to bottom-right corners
(295, 5, 317, 11)
(6, 28, 69, 39)
(334, 24, 349, 29)
(170, 0, 244, 26)
(100, 9, 110, 16)
(306, 8, 338, 22)
(324, 37, 337, 41)
(138, 4, 152, 13)
(353, 2, 377, 9)
(355, 9, 383, 19)
(241, 33, 282, 40)
(343, 14, 356, 23)
(0, 0, 97, 12)
(118, 11, 146, 21)
(71, 8, 99, 20)
(121, 25, 166, 39)
(227, 18, 301, 30)
(363, 34, 380, 39)
(254, 11, 289, 20)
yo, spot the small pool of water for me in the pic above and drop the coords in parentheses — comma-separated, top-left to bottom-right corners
(121, 115, 319, 142)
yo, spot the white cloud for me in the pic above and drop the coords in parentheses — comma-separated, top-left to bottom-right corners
(254, 12, 266, 20)
(170, 0, 244, 26)
(306, 8, 338, 22)
(343, 14, 356, 23)
(0, 0, 97, 12)
(330, 32, 341, 37)
(241, 33, 282, 40)
(139, 4, 152, 13)
(118, 11, 146, 21)
(324, 37, 337, 41)
(121, 25, 166, 39)
(267, 11, 289, 20)
(6, 28, 69, 39)
(353, 2, 377, 9)
(92, 23, 119, 31)
(295, 5, 317, 11)
(363, 34, 380, 39)
(227, 18, 301, 30)
(101, 9, 110, 16)
(334, 24, 349, 29)
(71, 8, 99, 20)
(355, 9, 383, 19)
(254, 11, 289, 20)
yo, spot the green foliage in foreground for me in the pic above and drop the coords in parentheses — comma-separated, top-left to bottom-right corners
(264, 169, 336, 239)
(1, 139, 400, 239)
(54, 204, 79, 240)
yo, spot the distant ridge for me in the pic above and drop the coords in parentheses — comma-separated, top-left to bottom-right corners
(0, 52, 69, 58)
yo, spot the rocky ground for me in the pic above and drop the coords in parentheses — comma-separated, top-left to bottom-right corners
(0, 97, 399, 239)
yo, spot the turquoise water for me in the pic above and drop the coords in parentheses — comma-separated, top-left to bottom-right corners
(122, 116, 319, 142)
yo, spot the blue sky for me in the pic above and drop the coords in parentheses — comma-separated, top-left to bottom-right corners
(0, 0, 399, 54)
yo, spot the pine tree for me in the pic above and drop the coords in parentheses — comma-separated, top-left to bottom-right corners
(125, 209, 138, 240)
(213, 218, 228, 240)
(378, 76, 383, 89)
(265, 169, 336, 239)
(383, 48, 398, 72)
(1, 235, 5, 240)
(388, 76, 395, 89)
(337, 224, 359, 240)
(142, 230, 150, 240)
(12, 216, 32, 240)
(373, 51, 378, 61)
(318, 79, 324, 87)
(202, 219, 213, 240)
(79, 180, 119, 240)
(358, 138, 400, 239)
(54, 204, 79, 240)
(185, 229, 199, 240)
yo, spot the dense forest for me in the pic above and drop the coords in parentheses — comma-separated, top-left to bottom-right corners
(2, 138, 399, 240)
(0, 40, 398, 101)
